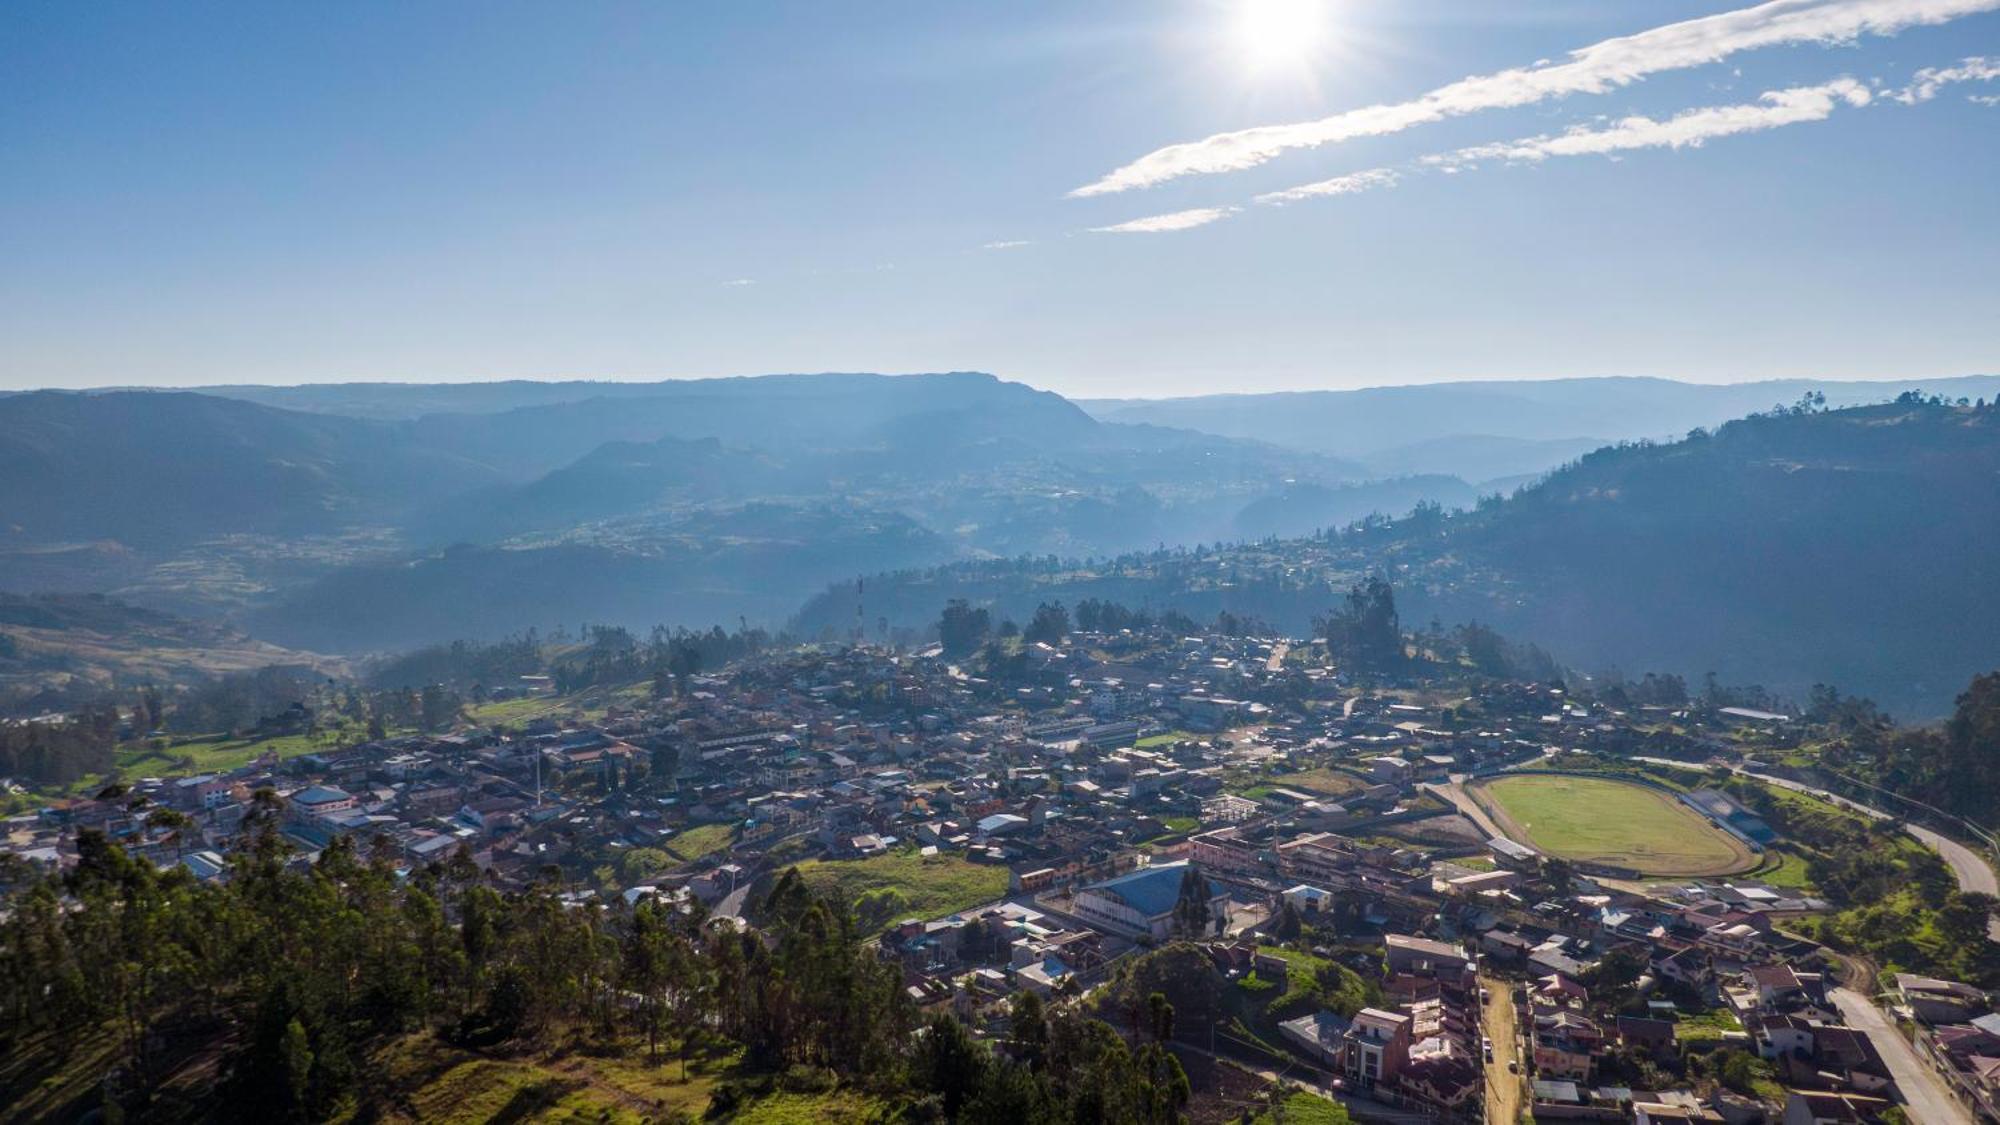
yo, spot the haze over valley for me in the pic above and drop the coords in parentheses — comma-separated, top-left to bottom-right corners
(5, 3, 1999, 1123)
(2, 372, 1997, 714)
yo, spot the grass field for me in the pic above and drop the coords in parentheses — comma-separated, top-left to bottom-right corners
(1471, 774, 1757, 876)
(1135, 729, 1197, 748)
(1267, 767, 1366, 798)
(1750, 845, 1817, 890)
(666, 822, 737, 863)
(340, 1032, 733, 1124)
(466, 680, 652, 727)
(724, 1090, 892, 1124)
(1252, 1091, 1353, 1125)
(787, 849, 1010, 932)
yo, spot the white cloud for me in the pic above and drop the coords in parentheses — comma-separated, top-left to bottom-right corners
(1088, 207, 1240, 234)
(981, 239, 1033, 250)
(1070, 0, 2000, 196)
(1973, 92, 2000, 104)
(1427, 77, 1872, 169)
(721, 278, 756, 287)
(1247, 77, 1870, 211)
(1886, 54, 2000, 101)
(1253, 168, 1400, 206)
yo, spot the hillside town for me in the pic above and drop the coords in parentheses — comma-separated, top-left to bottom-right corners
(4, 623, 1996, 1125)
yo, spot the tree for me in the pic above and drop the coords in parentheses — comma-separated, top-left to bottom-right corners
(1542, 857, 1575, 896)
(1273, 900, 1304, 941)
(418, 683, 457, 732)
(1008, 990, 1049, 1067)
(1935, 892, 1997, 949)
(1316, 577, 1403, 673)
(938, 599, 992, 658)
(1171, 866, 1214, 940)
(915, 1012, 989, 1118)
(665, 636, 703, 696)
(279, 1017, 314, 1123)
(1023, 601, 1070, 645)
(146, 808, 194, 861)
(1146, 992, 1176, 1043)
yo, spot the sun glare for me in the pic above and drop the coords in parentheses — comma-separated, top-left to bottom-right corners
(1234, 0, 1328, 71)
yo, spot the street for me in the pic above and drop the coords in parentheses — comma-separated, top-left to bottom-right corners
(1906, 824, 2000, 942)
(1623, 759, 2000, 944)
(1829, 987, 1974, 1125)
(1479, 973, 1525, 1125)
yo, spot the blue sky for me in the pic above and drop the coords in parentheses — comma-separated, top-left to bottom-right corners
(2, 0, 1996, 396)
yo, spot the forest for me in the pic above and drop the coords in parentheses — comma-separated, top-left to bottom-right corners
(0, 823, 1198, 1123)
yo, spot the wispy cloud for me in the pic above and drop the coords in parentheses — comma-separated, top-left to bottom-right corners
(1071, 0, 2000, 196)
(1886, 54, 2000, 102)
(1089, 207, 1239, 234)
(1426, 77, 1871, 169)
(1244, 76, 1873, 214)
(1254, 168, 1400, 206)
(981, 239, 1033, 250)
(1973, 92, 2000, 104)
(721, 278, 756, 287)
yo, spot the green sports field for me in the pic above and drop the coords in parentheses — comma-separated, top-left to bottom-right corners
(1471, 774, 1756, 876)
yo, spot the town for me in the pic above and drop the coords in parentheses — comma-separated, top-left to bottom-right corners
(7, 610, 1995, 1125)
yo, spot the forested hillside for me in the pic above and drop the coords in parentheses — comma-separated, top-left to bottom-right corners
(0, 834, 1198, 1123)
(799, 397, 2000, 715)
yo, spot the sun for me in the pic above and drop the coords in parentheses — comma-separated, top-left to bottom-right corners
(1234, 0, 1329, 71)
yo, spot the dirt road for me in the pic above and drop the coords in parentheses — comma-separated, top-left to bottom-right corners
(1479, 973, 1525, 1125)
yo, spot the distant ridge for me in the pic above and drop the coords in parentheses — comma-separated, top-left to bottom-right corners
(1081, 374, 2000, 458)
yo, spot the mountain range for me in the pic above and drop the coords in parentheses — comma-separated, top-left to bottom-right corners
(796, 395, 2000, 716)
(1082, 374, 2000, 482)
(3, 372, 1997, 714)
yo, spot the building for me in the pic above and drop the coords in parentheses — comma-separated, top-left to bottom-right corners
(1190, 825, 1269, 878)
(1071, 861, 1227, 941)
(1339, 1007, 1413, 1091)
(288, 785, 356, 825)
(1200, 794, 1260, 823)
(1385, 933, 1474, 980)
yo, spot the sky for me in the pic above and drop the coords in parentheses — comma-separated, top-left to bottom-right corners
(2, 0, 1997, 398)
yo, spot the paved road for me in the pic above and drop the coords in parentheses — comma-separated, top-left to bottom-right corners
(1908, 824, 2000, 943)
(1431, 778, 1507, 843)
(1830, 987, 1974, 1125)
(1731, 766, 2000, 943)
(1908, 823, 2000, 898)
(1630, 759, 2000, 942)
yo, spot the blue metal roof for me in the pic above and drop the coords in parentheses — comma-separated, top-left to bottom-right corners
(1083, 862, 1219, 917)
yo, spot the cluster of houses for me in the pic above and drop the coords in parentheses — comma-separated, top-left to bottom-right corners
(1, 624, 1988, 1124)
(1899, 973, 2000, 1122)
(1278, 934, 1485, 1117)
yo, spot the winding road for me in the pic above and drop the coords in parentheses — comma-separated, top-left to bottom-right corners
(1623, 758, 2000, 943)
(1735, 766, 2000, 943)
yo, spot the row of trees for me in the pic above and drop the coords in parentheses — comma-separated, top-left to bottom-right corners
(1812, 669, 2000, 830)
(0, 826, 1200, 1122)
(0, 706, 118, 785)
(941, 595, 1270, 659)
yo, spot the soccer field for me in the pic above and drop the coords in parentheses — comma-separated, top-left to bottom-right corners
(1471, 774, 1757, 876)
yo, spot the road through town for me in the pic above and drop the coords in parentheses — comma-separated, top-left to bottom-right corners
(1830, 987, 1974, 1125)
